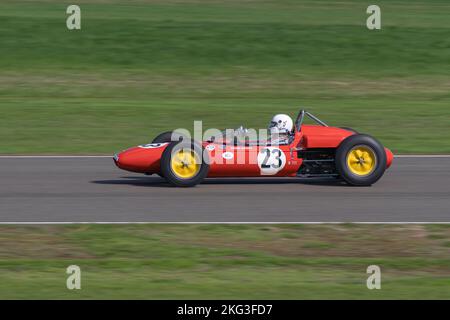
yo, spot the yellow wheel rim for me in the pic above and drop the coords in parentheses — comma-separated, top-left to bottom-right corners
(170, 148, 200, 179)
(346, 145, 377, 176)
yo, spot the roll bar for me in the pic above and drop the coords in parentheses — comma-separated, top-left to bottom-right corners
(294, 109, 328, 132)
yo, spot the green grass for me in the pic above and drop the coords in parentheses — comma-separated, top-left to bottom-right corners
(0, 224, 449, 299)
(1, 0, 450, 154)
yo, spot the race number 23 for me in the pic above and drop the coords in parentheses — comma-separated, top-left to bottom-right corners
(257, 147, 286, 175)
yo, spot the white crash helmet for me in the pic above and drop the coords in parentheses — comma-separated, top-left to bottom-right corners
(268, 114, 293, 134)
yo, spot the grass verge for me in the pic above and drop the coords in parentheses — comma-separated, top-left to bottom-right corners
(0, 224, 449, 299)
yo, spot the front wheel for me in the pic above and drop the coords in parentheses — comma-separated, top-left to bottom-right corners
(152, 131, 187, 178)
(335, 134, 387, 186)
(160, 140, 209, 187)
(152, 131, 186, 143)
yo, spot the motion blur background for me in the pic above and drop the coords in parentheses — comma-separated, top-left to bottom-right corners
(1, 0, 449, 154)
(0, 0, 449, 299)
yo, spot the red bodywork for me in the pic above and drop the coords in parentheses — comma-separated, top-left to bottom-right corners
(114, 125, 394, 177)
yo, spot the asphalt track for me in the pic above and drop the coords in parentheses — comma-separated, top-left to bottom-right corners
(0, 157, 449, 222)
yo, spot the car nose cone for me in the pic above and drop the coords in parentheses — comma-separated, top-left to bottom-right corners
(113, 146, 161, 173)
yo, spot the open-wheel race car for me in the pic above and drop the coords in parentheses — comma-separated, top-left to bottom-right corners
(114, 109, 393, 187)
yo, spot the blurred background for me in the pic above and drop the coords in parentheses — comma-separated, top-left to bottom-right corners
(0, 0, 449, 154)
(0, 0, 449, 299)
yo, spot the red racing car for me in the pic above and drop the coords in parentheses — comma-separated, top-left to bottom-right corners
(114, 110, 393, 187)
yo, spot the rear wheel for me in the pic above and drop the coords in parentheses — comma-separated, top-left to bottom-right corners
(335, 134, 386, 186)
(339, 127, 358, 134)
(160, 140, 209, 187)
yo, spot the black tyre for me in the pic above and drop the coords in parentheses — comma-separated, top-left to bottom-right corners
(339, 127, 359, 134)
(335, 134, 387, 186)
(160, 139, 209, 187)
(152, 131, 185, 143)
(152, 131, 187, 178)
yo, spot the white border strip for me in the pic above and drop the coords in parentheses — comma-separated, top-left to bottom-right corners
(0, 221, 448, 225)
(0, 155, 450, 159)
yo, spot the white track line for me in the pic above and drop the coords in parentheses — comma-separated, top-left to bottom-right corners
(0, 222, 448, 225)
(0, 155, 449, 158)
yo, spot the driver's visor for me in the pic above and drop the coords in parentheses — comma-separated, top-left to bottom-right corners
(268, 121, 278, 128)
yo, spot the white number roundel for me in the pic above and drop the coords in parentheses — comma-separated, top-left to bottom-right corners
(257, 147, 286, 175)
(139, 143, 169, 149)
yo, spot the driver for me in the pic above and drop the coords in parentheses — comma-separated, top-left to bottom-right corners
(268, 114, 293, 145)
